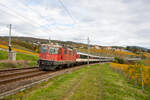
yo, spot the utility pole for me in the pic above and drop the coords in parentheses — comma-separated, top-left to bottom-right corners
(140, 65, 144, 92)
(88, 37, 90, 66)
(49, 36, 51, 44)
(8, 24, 16, 61)
(9, 24, 12, 52)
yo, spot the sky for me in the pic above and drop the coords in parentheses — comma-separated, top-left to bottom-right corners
(0, 0, 150, 48)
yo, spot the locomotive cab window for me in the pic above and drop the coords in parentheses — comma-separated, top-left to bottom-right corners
(40, 45, 48, 53)
(49, 47, 59, 54)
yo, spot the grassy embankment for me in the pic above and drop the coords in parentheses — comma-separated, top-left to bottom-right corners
(111, 63, 150, 91)
(0, 50, 38, 69)
(3, 64, 150, 100)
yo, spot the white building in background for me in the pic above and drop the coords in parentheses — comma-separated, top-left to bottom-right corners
(94, 45, 100, 49)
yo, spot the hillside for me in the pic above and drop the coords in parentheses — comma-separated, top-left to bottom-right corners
(0, 36, 140, 58)
(2, 36, 150, 60)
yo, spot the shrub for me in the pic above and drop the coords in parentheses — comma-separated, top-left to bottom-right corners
(114, 57, 124, 64)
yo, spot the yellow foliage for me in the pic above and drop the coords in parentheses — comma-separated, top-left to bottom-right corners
(111, 63, 150, 85)
(143, 52, 150, 58)
(80, 48, 138, 57)
(0, 44, 39, 56)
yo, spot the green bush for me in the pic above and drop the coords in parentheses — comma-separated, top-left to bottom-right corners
(29, 61, 38, 67)
(114, 57, 124, 64)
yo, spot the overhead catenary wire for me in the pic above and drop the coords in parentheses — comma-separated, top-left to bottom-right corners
(0, 2, 52, 37)
(0, 0, 73, 38)
(0, 3, 41, 28)
(0, 0, 86, 42)
(57, 0, 76, 24)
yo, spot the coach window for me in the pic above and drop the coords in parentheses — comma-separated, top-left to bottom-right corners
(64, 49, 67, 55)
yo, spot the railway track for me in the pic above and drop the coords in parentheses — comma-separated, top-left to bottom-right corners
(0, 68, 40, 79)
(0, 63, 102, 99)
(0, 70, 48, 85)
(0, 67, 38, 74)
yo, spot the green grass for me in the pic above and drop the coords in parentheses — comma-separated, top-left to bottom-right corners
(3, 64, 150, 100)
(101, 64, 149, 100)
(0, 50, 38, 69)
(0, 50, 38, 61)
(0, 50, 8, 60)
(16, 52, 38, 61)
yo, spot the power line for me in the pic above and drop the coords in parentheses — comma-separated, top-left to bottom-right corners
(0, 3, 40, 27)
(11, 0, 69, 36)
(0, 2, 52, 36)
(18, 1, 54, 32)
(57, 0, 76, 24)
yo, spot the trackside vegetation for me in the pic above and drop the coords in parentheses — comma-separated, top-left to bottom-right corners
(111, 62, 150, 92)
(3, 64, 150, 100)
(0, 50, 38, 61)
(0, 50, 38, 69)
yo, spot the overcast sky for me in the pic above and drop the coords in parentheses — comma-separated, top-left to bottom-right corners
(0, 0, 150, 48)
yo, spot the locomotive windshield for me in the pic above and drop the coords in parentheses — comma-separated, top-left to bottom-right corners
(49, 47, 59, 54)
(41, 45, 48, 53)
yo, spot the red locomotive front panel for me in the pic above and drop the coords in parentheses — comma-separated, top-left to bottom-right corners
(39, 44, 61, 61)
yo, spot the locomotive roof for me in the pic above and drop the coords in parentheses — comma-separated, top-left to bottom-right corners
(41, 44, 62, 48)
(41, 44, 75, 50)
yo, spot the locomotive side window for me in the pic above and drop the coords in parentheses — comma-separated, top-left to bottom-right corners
(73, 50, 76, 56)
(64, 49, 67, 54)
(55, 48, 59, 54)
(41, 46, 48, 53)
(49, 47, 59, 54)
(69, 50, 72, 55)
(59, 48, 61, 54)
(49, 47, 55, 54)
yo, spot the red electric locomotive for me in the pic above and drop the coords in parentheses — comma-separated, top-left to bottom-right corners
(38, 44, 79, 70)
(38, 44, 114, 70)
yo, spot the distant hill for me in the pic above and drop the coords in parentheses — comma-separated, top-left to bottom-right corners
(126, 46, 150, 53)
(0, 36, 86, 47)
(0, 36, 125, 49)
(0, 36, 90, 53)
(0, 36, 147, 58)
